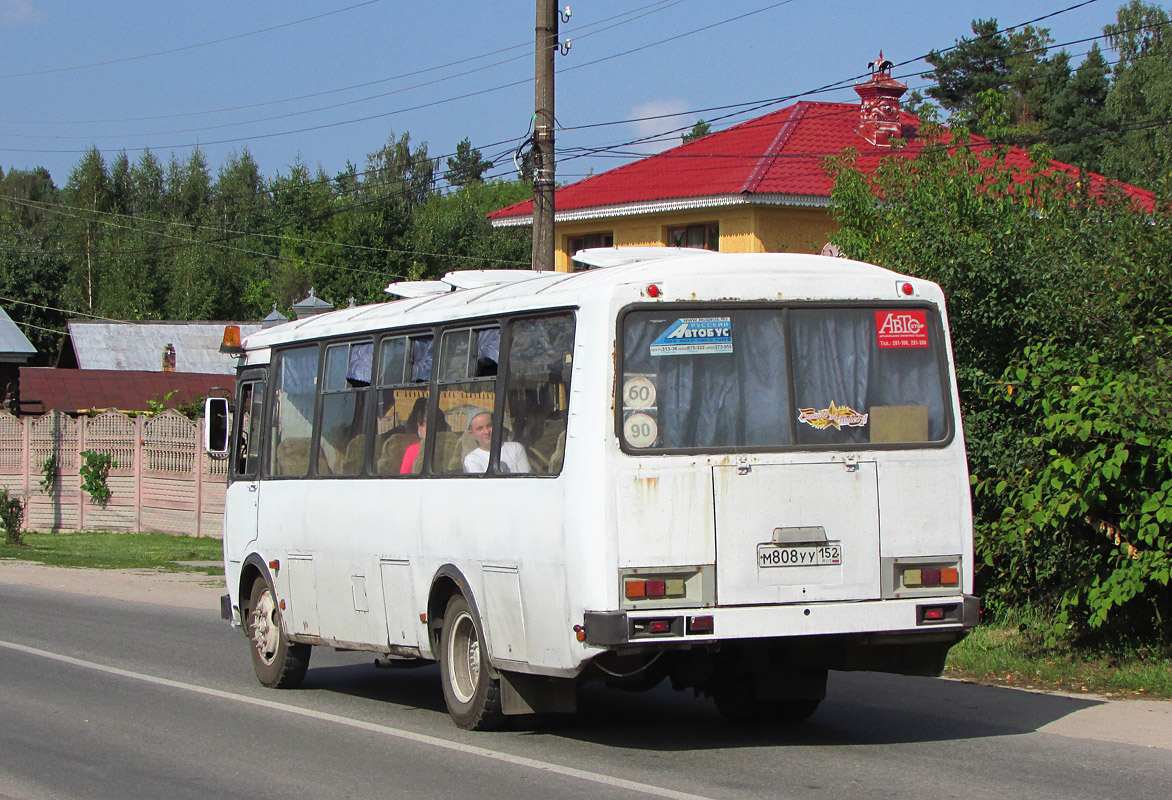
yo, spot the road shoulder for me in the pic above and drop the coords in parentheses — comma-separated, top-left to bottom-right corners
(0, 559, 224, 611)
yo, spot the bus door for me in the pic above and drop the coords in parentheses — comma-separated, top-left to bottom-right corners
(224, 370, 266, 564)
(712, 459, 881, 605)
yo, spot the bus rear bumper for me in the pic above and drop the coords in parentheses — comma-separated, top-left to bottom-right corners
(583, 594, 979, 647)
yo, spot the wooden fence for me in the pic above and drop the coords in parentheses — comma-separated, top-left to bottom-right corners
(0, 410, 226, 537)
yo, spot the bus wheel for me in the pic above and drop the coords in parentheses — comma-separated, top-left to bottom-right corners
(439, 594, 504, 730)
(247, 578, 310, 689)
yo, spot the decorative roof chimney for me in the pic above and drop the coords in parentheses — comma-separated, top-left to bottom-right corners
(855, 51, 907, 146)
(292, 287, 334, 319)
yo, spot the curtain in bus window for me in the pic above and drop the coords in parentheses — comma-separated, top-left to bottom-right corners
(411, 337, 433, 382)
(346, 342, 373, 385)
(789, 308, 947, 445)
(622, 310, 791, 449)
(477, 328, 500, 372)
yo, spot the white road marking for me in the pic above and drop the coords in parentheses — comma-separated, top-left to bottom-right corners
(0, 638, 715, 800)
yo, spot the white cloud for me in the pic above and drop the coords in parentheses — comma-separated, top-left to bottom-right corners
(625, 99, 694, 155)
(0, 1, 44, 26)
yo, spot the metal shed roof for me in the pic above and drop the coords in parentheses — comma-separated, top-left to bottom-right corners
(0, 305, 37, 363)
(65, 320, 261, 374)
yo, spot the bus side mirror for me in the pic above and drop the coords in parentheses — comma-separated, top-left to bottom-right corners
(204, 397, 230, 455)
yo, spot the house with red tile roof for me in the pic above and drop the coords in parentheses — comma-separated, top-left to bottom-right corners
(488, 58, 1155, 271)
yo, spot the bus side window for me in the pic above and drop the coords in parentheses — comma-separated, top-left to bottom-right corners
(316, 341, 372, 476)
(374, 334, 434, 476)
(435, 326, 500, 475)
(234, 378, 266, 479)
(504, 314, 575, 475)
(267, 345, 318, 477)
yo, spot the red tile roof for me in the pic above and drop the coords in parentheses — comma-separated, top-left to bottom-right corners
(18, 368, 233, 415)
(487, 101, 1155, 221)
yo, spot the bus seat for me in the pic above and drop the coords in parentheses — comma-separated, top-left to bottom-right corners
(432, 431, 464, 473)
(549, 430, 566, 474)
(339, 434, 366, 475)
(379, 432, 419, 474)
(527, 420, 565, 471)
(276, 437, 311, 476)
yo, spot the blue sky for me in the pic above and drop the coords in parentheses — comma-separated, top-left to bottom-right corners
(0, 0, 1130, 188)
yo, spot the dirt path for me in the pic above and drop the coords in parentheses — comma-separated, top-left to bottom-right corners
(0, 559, 225, 611)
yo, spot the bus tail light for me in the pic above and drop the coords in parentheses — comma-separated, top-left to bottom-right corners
(883, 557, 962, 599)
(620, 566, 713, 609)
(917, 603, 962, 625)
(687, 615, 714, 635)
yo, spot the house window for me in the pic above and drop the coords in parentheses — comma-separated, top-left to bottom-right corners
(568, 232, 614, 271)
(668, 223, 719, 251)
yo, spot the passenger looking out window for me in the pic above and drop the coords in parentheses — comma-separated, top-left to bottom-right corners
(463, 410, 529, 474)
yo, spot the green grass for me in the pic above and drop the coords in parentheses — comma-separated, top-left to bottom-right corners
(0, 532, 223, 575)
(945, 607, 1172, 699)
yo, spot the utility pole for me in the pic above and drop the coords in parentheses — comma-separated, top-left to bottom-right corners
(531, 0, 557, 271)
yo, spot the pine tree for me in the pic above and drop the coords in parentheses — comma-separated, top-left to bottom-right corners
(444, 138, 493, 187)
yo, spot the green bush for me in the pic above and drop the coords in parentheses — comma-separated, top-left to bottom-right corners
(0, 487, 25, 546)
(827, 119, 1172, 645)
(975, 336, 1172, 644)
(79, 450, 117, 507)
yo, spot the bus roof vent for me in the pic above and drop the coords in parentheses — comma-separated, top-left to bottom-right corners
(383, 280, 453, 298)
(571, 246, 718, 269)
(386, 269, 555, 297)
(441, 269, 555, 289)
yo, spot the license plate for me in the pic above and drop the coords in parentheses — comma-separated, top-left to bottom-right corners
(757, 543, 842, 568)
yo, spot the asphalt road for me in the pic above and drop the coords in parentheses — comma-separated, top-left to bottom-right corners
(1, 577, 1170, 800)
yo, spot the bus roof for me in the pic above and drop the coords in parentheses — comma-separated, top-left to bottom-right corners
(242, 252, 937, 352)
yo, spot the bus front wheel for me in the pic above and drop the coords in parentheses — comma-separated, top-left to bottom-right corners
(439, 594, 504, 730)
(247, 578, 310, 689)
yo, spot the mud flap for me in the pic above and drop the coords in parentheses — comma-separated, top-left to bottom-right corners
(500, 671, 578, 715)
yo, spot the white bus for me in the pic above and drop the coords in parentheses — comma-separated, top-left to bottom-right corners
(208, 249, 978, 730)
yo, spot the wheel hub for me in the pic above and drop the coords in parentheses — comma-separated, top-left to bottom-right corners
(251, 590, 280, 665)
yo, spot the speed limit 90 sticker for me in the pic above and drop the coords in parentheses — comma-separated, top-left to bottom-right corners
(624, 413, 659, 448)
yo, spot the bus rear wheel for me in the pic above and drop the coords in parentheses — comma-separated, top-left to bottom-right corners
(247, 578, 310, 689)
(439, 594, 504, 730)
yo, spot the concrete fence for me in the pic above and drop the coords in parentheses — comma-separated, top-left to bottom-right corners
(0, 410, 226, 537)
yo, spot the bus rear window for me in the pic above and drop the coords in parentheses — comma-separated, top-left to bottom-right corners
(619, 307, 950, 451)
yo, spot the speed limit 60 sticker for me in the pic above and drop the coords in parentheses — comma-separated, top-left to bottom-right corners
(622, 375, 657, 409)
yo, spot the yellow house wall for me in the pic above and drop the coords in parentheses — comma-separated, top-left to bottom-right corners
(553, 205, 838, 271)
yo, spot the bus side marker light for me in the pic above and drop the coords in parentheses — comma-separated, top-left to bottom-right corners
(940, 567, 959, 585)
(573, 624, 586, 642)
(646, 284, 662, 298)
(268, 560, 280, 573)
(279, 599, 286, 610)
(899, 282, 914, 296)
(419, 614, 427, 624)
(625, 581, 646, 599)
(687, 615, 714, 635)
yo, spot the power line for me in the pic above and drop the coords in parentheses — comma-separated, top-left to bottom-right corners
(3, 1, 680, 127)
(0, 0, 801, 155)
(0, 1, 386, 80)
